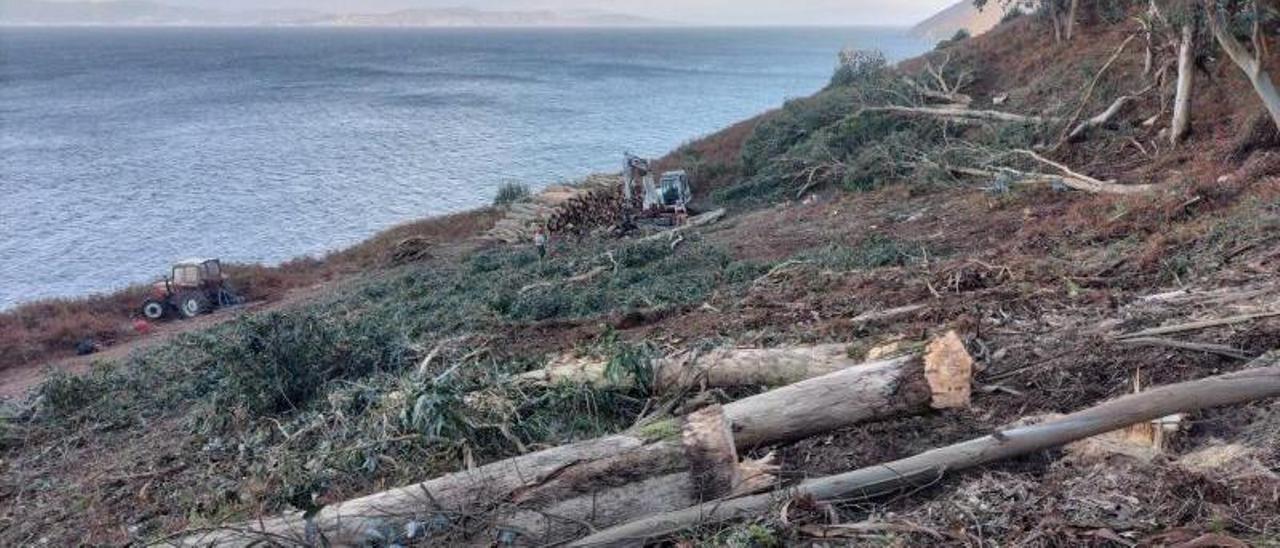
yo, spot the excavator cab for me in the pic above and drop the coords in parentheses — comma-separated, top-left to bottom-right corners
(657, 170, 691, 207)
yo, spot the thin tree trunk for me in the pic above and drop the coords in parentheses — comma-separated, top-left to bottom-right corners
(1050, 4, 1065, 43)
(572, 355, 1280, 547)
(1065, 0, 1081, 41)
(1171, 20, 1196, 144)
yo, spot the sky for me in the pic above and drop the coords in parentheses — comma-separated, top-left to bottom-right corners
(163, 0, 958, 26)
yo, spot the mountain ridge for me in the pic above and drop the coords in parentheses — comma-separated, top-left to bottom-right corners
(0, 0, 663, 27)
(910, 0, 1011, 41)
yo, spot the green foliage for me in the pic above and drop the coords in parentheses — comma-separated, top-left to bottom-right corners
(599, 328, 657, 394)
(400, 379, 470, 440)
(492, 181, 531, 206)
(802, 234, 907, 271)
(1000, 7, 1026, 24)
(37, 369, 106, 418)
(936, 29, 972, 49)
(195, 310, 412, 416)
(718, 48, 985, 206)
(829, 48, 887, 88)
(740, 92, 856, 178)
(716, 523, 783, 548)
(508, 238, 746, 322)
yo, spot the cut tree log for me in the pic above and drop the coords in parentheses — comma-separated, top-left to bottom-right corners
(519, 344, 897, 393)
(571, 353, 1280, 547)
(180, 336, 973, 546)
(636, 208, 726, 244)
(520, 331, 957, 398)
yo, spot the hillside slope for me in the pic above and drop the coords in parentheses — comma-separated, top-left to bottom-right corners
(3, 5, 1280, 546)
(911, 0, 1010, 41)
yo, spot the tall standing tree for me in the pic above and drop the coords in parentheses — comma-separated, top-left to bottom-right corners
(1171, 9, 1198, 144)
(1204, 0, 1280, 131)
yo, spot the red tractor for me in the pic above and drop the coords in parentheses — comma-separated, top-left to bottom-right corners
(141, 259, 242, 320)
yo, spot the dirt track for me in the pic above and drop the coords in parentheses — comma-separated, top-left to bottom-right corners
(0, 282, 338, 401)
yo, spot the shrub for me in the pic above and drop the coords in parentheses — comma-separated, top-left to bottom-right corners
(829, 48, 887, 88)
(936, 29, 972, 49)
(803, 235, 907, 271)
(741, 91, 860, 176)
(196, 309, 412, 416)
(492, 182, 531, 206)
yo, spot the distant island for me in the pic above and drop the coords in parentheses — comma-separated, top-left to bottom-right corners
(0, 0, 665, 27)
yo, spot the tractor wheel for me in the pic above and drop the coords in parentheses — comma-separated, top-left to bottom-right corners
(178, 293, 208, 319)
(142, 300, 166, 320)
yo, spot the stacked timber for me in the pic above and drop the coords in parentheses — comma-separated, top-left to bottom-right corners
(484, 174, 623, 244)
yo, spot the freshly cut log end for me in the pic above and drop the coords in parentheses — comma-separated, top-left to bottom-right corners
(682, 405, 741, 500)
(923, 330, 973, 409)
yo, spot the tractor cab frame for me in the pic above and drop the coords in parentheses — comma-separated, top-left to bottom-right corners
(141, 258, 242, 320)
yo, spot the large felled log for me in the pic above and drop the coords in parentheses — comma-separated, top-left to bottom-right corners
(572, 354, 1280, 547)
(181, 338, 971, 546)
(518, 343, 888, 393)
(483, 406, 778, 546)
(481, 350, 956, 545)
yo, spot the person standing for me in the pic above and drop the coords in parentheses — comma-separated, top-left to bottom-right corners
(533, 226, 549, 259)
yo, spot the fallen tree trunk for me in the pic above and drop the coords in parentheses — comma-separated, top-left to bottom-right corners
(636, 208, 726, 244)
(1067, 93, 1141, 141)
(1014, 149, 1159, 194)
(180, 338, 971, 546)
(571, 354, 1280, 547)
(518, 344, 899, 393)
(861, 105, 1055, 125)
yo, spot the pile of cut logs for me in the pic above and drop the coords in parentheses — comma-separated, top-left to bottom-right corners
(485, 174, 623, 244)
(180, 333, 974, 546)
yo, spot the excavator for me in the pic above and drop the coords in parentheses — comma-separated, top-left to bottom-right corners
(621, 153, 692, 229)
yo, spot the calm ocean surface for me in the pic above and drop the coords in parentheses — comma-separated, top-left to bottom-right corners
(0, 27, 929, 308)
